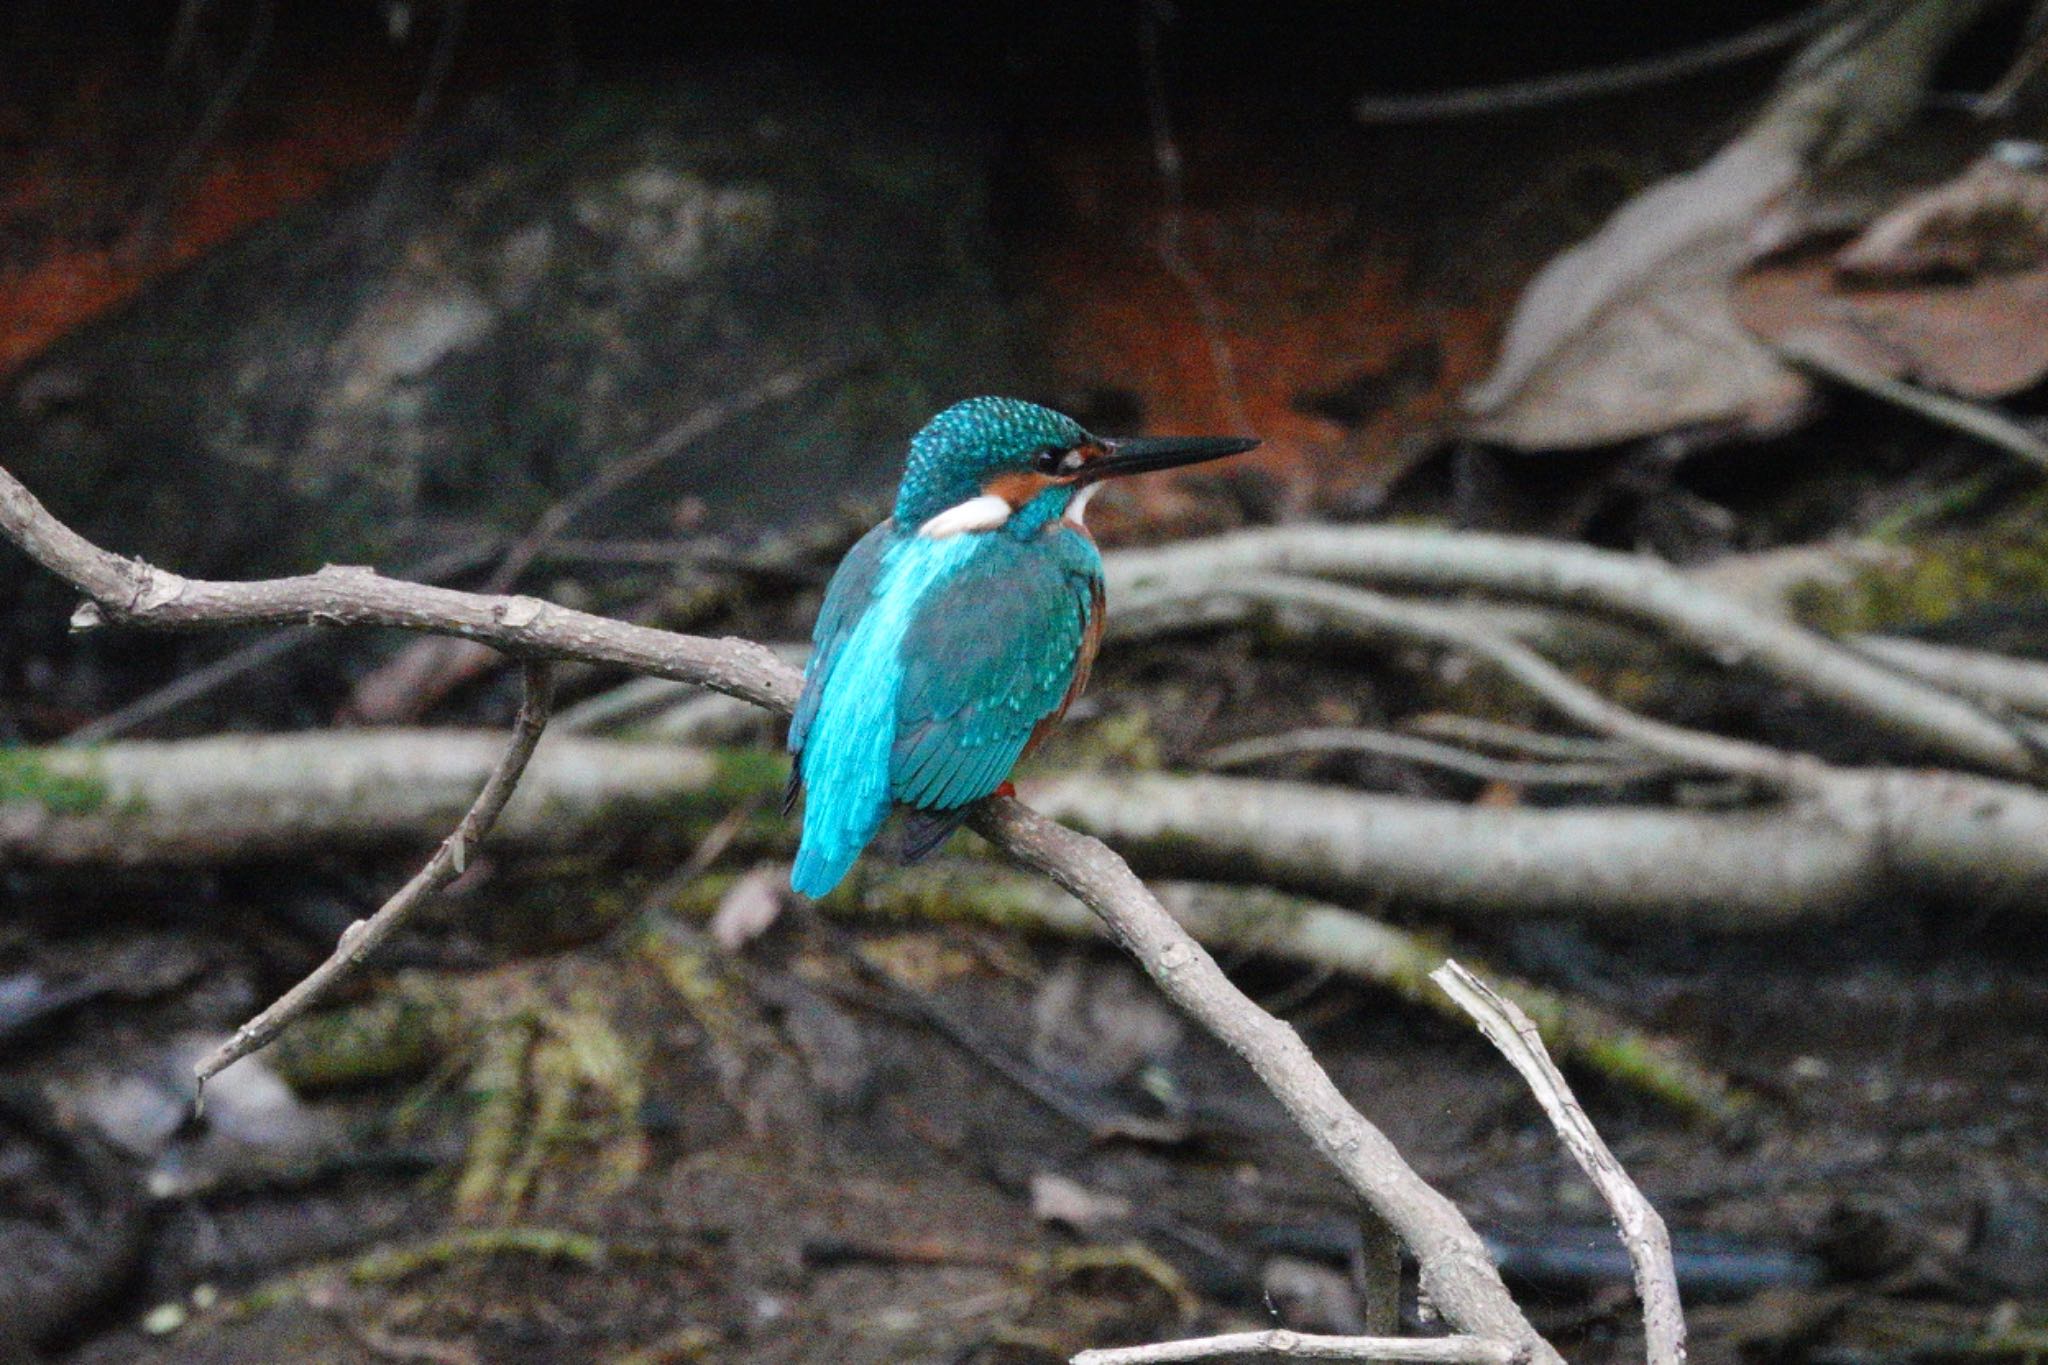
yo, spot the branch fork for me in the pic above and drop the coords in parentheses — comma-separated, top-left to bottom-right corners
(1, 458, 1579, 1363)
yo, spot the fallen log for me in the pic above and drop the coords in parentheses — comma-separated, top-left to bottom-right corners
(8, 734, 2045, 926)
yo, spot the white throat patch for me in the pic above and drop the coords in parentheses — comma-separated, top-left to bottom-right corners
(1063, 482, 1099, 527)
(917, 493, 1013, 539)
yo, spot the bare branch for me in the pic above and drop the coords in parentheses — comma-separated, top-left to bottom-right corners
(1205, 726, 1669, 789)
(62, 541, 503, 744)
(1027, 768, 2048, 927)
(976, 801, 1564, 1364)
(1074, 1329, 1524, 1365)
(1433, 961, 1686, 1365)
(193, 662, 556, 1092)
(0, 458, 1562, 1363)
(1162, 574, 1809, 788)
(0, 464, 797, 715)
(1106, 525, 2044, 779)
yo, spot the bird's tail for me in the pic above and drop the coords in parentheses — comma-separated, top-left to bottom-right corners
(790, 835, 860, 899)
(789, 756, 891, 898)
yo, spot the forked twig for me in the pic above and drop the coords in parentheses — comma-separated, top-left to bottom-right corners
(192, 660, 557, 1094)
(0, 460, 1562, 1363)
(1433, 961, 1686, 1365)
(1351, 1, 1842, 122)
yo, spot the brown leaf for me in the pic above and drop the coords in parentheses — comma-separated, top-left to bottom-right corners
(1736, 253, 2048, 399)
(1460, 138, 1813, 449)
(1459, 0, 1986, 449)
(1836, 154, 2048, 280)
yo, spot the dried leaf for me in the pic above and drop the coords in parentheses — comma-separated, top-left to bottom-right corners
(1461, 139, 1812, 449)
(1459, 0, 1986, 449)
(1736, 254, 2048, 399)
(1836, 154, 2048, 279)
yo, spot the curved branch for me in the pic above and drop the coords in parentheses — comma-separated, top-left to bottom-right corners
(1436, 964, 1684, 1365)
(1152, 574, 1809, 788)
(0, 464, 796, 715)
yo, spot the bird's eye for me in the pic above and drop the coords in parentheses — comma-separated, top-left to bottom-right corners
(1031, 446, 1066, 474)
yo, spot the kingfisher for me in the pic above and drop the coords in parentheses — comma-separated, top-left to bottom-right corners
(785, 397, 1258, 896)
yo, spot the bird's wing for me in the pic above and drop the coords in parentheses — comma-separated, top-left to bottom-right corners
(788, 520, 894, 763)
(891, 529, 1101, 813)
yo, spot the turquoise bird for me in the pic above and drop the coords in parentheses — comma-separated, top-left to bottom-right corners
(785, 397, 1258, 897)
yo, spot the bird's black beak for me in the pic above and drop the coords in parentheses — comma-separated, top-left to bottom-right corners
(1080, 434, 1260, 483)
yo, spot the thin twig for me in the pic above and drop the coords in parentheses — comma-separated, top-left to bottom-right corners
(486, 359, 850, 594)
(1769, 332, 2048, 476)
(1073, 1329, 1523, 1364)
(192, 661, 556, 1093)
(1205, 726, 1669, 788)
(1432, 961, 1686, 1365)
(1400, 715, 1649, 763)
(65, 628, 313, 745)
(1352, 1, 1844, 122)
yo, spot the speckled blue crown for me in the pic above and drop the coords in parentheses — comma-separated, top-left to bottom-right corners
(894, 397, 1089, 526)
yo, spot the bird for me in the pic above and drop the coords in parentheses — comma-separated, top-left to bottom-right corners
(784, 396, 1258, 897)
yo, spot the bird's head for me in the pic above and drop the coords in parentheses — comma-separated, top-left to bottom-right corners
(895, 397, 1258, 539)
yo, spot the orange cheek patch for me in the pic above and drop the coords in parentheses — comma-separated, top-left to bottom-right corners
(984, 471, 1059, 506)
